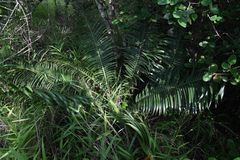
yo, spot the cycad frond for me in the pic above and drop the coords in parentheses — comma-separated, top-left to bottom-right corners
(3, 61, 73, 90)
(123, 22, 184, 85)
(135, 70, 220, 115)
(79, 13, 118, 91)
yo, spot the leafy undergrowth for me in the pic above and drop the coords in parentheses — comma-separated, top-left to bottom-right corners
(1, 0, 240, 159)
(0, 102, 240, 159)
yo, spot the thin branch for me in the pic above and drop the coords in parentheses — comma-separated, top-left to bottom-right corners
(0, 1, 19, 33)
(1, 35, 42, 64)
(17, 0, 33, 58)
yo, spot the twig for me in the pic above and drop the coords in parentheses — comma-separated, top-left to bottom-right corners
(1, 35, 42, 64)
(211, 23, 222, 39)
(17, 0, 33, 58)
(0, 0, 19, 33)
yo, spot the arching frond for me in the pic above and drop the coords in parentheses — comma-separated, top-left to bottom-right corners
(2, 62, 74, 90)
(122, 22, 185, 86)
(77, 11, 118, 91)
(135, 70, 222, 115)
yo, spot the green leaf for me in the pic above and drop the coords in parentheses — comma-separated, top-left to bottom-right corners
(221, 62, 229, 70)
(231, 81, 238, 85)
(42, 139, 47, 160)
(235, 76, 240, 83)
(163, 13, 171, 19)
(177, 18, 187, 28)
(121, 101, 128, 109)
(157, 0, 170, 5)
(178, 4, 186, 10)
(201, 0, 212, 6)
(169, 0, 178, 5)
(199, 41, 208, 47)
(191, 13, 198, 21)
(221, 76, 228, 82)
(112, 19, 119, 25)
(203, 72, 212, 82)
(209, 15, 223, 23)
(227, 55, 237, 65)
(208, 64, 218, 73)
(173, 11, 181, 19)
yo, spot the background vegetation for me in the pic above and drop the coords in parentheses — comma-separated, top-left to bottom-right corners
(0, 0, 240, 159)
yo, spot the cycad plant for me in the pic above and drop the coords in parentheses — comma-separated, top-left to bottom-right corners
(0, 0, 224, 159)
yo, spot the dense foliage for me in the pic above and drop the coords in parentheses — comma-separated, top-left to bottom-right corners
(0, 0, 240, 159)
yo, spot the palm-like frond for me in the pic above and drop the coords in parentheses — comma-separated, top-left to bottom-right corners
(122, 22, 187, 91)
(3, 61, 73, 90)
(73, 7, 118, 92)
(135, 70, 222, 115)
(118, 22, 222, 115)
